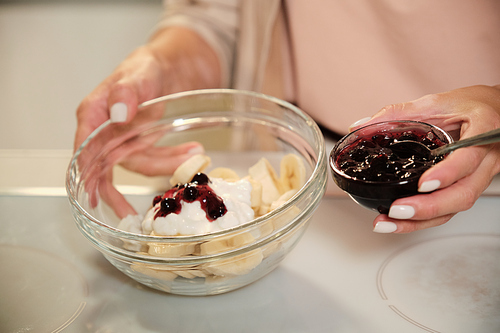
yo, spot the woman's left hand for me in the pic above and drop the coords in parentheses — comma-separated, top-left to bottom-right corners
(351, 85, 500, 233)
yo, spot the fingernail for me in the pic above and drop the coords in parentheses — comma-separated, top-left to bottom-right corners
(110, 102, 128, 123)
(188, 146, 205, 155)
(388, 205, 415, 219)
(419, 179, 440, 192)
(348, 117, 372, 130)
(373, 221, 398, 233)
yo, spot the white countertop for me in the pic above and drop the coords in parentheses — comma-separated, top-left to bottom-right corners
(1, 142, 500, 332)
(1, 193, 499, 333)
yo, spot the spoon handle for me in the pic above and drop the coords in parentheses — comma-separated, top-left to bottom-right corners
(434, 127, 500, 155)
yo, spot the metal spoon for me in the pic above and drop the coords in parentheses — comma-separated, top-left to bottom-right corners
(389, 127, 500, 158)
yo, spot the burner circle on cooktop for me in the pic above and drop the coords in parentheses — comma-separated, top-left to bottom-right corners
(0, 245, 88, 332)
(377, 234, 500, 333)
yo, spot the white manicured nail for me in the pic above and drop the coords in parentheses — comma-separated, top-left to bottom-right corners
(349, 117, 372, 130)
(419, 179, 441, 192)
(188, 146, 205, 155)
(373, 221, 398, 233)
(110, 102, 128, 123)
(388, 205, 415, 219)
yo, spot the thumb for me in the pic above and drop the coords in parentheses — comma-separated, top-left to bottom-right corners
(349, 101, 427, 132)
(369, 103, 416, 123)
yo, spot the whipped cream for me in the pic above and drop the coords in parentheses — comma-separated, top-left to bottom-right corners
(118, 177, 254, 236)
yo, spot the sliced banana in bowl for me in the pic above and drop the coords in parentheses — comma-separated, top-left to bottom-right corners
(123, 152, 315, 287)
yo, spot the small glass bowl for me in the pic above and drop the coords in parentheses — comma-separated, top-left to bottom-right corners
(329, 120, 453, 214)
(66, 89, 327, 296)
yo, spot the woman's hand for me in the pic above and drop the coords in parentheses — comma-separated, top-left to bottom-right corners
(74, 26, 222, 151)
(74, 46, 164, 152)
(73, 27, 222, 218)
(352, 85, 500, 233)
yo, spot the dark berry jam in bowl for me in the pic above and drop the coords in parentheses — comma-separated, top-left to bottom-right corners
(329, 121, 453, 214)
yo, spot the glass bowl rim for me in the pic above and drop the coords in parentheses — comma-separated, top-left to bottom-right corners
(66, 88, 327, 243)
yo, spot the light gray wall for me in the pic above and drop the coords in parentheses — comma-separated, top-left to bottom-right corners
(0, 1, 163, 149)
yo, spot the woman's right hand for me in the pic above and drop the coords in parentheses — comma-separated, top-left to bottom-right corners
(73, 27, 222, 218)
(74, 26, 222, 152)
(74, 46, 165, 151)
(351, 85, 500, 233)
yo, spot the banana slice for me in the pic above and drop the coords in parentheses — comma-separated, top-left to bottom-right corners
(200, 231, 255, 255)
(248, 158, 282, 205)
(227, 231, 255, 248)
(201, 232, 261, 276)
(131, 263, 177, 282)
(169, 154, 211, 186)
(261, 238, 281, 258)
(258, 220, 274, 237)
(280, 154, 306, 192)
(147, 241, 196, 258)
(173, 270, 195, 279)
(271, 205, 301, 230)
(189, 269, 208, 278)
(203, 249, 263, 276)
(174, 270, 204, 279)
(241, 176, 262, 212)
(200, 238, 229, 255)
(208, 167, 240, 182)
(257, 204, 271, 216)
(270, 189, 298, 211)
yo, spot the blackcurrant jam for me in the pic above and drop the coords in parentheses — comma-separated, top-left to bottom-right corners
(330, 121, 451, 214)
(336, 130, 445, 182)
(154, 173, 227, 221)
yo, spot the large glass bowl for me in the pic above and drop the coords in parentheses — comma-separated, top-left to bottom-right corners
(329, 120, 453, 214)
(66, 89, 327, 296)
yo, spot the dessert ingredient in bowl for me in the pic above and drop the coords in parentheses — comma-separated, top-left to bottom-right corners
(145, 176, 254, 236)
(169, 154, 212, 186)
(114, 153, 306, 280)
(118, 153, 306, 236)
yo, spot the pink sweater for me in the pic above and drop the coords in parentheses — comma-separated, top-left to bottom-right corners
(287, 0, 500, 134)
(160, 0, 500, 135)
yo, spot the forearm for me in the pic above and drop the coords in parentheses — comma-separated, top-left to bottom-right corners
(147, 26, 223, 94)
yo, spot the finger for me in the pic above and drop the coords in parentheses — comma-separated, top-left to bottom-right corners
(86, 172, 100, 209)
(386, 150, 498, 222)
(418, 145, 489, 192)
(351, 102, 423, 129)
(107, 52, 166, 124)
(98, 170, 137, 219)
(74, 93, 110, 152)
(119, 142, 205, 176)
(352, 96, 462, 133)
(373, 213, 455, 234)
(82, 165, 102, 210)
(390, 183, 478, 222)
(144, 142, 204, 157)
